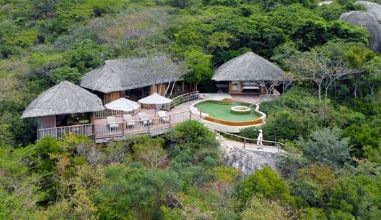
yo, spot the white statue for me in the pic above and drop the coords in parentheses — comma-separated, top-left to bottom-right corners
(257, 129, 263, 146)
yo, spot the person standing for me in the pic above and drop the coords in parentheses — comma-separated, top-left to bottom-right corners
(257, 129, 263, 146)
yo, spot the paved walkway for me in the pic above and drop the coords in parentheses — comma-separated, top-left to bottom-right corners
(216, 135, 280, 174)
(218, 138, 282, 154)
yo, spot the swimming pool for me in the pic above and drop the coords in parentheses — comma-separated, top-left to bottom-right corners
(193, 99, 264, 126)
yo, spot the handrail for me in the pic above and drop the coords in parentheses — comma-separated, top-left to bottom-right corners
(217, 130, 284, 152)
(94, 111, 192, 139)
(94, 106, 141, 118)
(37, 124, 94, 139)
(191, 112, 283, 152)
(218, 130, 285, 146)
(168, 91, 199, 110)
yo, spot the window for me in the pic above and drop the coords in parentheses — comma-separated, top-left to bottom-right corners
(231, 81, 241, 91)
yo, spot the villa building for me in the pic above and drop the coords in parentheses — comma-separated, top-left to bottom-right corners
(212, 52, 286, 95)
(21, 52, 284, 142)
(21, 55, 196, 141)
(80, 55, 191, 104)
(21, 81, 105, 139)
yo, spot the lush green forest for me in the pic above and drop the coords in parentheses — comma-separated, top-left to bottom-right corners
(1, 0, 381, 219)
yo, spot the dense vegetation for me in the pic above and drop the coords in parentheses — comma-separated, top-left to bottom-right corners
(1, 0, 380, 219)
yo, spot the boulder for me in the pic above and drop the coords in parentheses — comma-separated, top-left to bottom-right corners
(356, 1, 381, 23)
(340, 11, 381, 53)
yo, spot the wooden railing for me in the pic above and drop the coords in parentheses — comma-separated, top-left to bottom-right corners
(94, 106, 141, 119)
(168, 91, 199, 110)
(94, 111, 192, 140)
(217, 131, 284, 152)
(37, 124, 94, 140)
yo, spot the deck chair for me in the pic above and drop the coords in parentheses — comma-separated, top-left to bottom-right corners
(158, 111, 169, 123)
(138, 112, 153, 126)
(107, 116, 119, 131)
(123, 114, 135, 128)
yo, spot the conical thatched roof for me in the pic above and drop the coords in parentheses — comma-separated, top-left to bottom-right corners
(212, 52, 285, 82)
(80, 55, 186, 93)
(22, 81, 104, 118)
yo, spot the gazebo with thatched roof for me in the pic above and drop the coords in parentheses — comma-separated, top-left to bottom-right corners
(22, 81, 104, 131)
(212, 51, 286, 95)
(80, 55, 190, 104)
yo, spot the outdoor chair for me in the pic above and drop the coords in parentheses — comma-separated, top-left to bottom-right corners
(107, 116, 119, 131)
(138, 112, 153, 126)
(123, 114, 135, 128)
(158, 111, 170, 123)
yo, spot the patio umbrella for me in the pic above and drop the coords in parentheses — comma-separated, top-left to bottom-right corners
(138, 93, 172, 113)
(105, 98, 140, 113)
(138, 93, 172, 105)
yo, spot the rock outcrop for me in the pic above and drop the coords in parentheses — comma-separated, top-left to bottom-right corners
(357, 1, 381, 23)
(340, 1, 381, 53)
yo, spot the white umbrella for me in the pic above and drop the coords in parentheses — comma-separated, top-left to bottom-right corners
(105, 98, 140, 113)
(138, 93, 172, 105)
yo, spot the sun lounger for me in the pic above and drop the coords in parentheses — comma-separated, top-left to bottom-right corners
(158, 111, 169, 123)
(123, 114, 135, 128)
(107, 116, 119, 131)
(138, 112, 153, 126)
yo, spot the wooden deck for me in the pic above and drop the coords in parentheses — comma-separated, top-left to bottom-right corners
(93, 111, 191, 143)
(35, 93, 273, 142)
(37, 111, 192, 142)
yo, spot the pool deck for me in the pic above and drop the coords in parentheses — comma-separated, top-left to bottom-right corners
(191, 94, 274, 133)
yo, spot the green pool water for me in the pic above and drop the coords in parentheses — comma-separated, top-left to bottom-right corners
(195, 100, 259, 122)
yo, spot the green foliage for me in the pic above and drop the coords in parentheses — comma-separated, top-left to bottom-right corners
(64, 39, 114, 73)
(167, 120, 220, 187)
(327, 175, 381, 219)
(364, 142, 381, 163)
(0, 147, 43, 219)
(298, 127, 351, 167)
(236, 167, 295, 206)
(50, 66, 81, 83)
(1, 0, 381, 218)
(343, 123, 380, 158)
(299, 208, 327, 220)
(291, 164, 337, 207)
(167, 120, 216, 146)
(241, 197, 289, 220)
(94, 165, 182, 219)
(184, 50, 213, 83)
(131, 136, 168, 169)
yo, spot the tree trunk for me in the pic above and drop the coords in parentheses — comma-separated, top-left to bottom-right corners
(318, 84, 322, 100)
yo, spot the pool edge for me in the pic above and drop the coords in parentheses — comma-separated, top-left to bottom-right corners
(190, 98, 267, 127)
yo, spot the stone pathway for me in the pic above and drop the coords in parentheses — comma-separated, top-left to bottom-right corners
(218, 138, 282, 154)
(216, 135, 280, 174)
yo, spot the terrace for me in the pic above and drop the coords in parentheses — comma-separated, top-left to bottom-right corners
(36, 92, 199, 142)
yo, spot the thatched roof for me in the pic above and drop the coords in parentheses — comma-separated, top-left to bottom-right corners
(212, 52, 285, 82)
(80, 55, 186, 93)
(22, 81, 104, 118)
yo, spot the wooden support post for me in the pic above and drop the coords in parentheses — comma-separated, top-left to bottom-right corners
(122, 120, 125, 135)
(243, 138, 246, 148)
